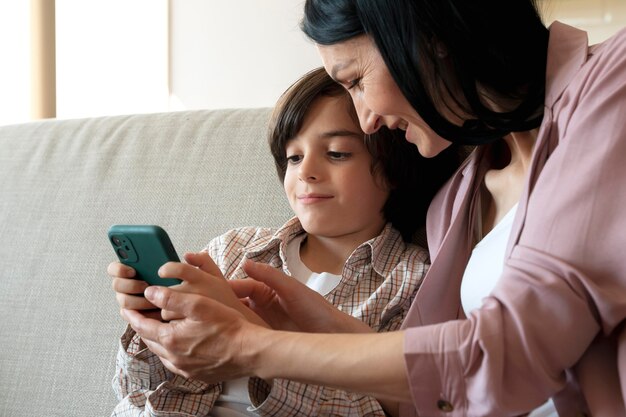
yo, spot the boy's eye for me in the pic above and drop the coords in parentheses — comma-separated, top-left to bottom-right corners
(328, 151, 351, 160)
(286, 155, 302, 164)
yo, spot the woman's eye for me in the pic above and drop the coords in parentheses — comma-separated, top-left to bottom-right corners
(347, 78, 361, 90)
(286, 155, 302, 164)
(328, 151, 351, 160)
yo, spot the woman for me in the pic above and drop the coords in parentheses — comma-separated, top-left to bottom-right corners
(123, 0, 626, 415)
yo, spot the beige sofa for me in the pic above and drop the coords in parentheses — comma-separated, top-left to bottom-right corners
(0, 109, 293, 416)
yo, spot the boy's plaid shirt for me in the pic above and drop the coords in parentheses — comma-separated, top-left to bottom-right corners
(112, 217, 429, 417)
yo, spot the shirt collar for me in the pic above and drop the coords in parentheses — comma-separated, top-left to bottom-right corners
(243, 216, 304, 259)
(364, 223, 408, 276)
(242, 217, 407, 276)
(545, 21, 590, 107)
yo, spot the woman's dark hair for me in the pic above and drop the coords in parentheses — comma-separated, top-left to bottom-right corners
(269, 67, 461, 241)
(302, 0, 549, 145)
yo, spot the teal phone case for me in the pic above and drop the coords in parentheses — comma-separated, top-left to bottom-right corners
(108, 225, 182, 286)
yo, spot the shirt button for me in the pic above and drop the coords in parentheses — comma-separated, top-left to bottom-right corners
(437, 399, 454, 412)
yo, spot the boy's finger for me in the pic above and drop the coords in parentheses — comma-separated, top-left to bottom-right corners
(115, 292, 156, 310)
(107, 261, 135, 278)
(158, 262, 200, 283)
(112, 276, 149, 295)
(229, 278, 276, 307)
(242, 260, 304, 298)
(184, 251, 224, 278)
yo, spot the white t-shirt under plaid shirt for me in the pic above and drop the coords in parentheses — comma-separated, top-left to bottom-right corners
(111, 217, 429, 417)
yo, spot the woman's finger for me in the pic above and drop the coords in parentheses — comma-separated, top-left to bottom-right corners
(161, 308, 185, 322)
(122, 308, 173, 357)
(142, 286, 214, 320)
(118, 306, 162, 323)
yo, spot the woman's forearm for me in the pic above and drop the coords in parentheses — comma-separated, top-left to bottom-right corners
(127, 288, 412, 404)
(247, 327, 412, 402)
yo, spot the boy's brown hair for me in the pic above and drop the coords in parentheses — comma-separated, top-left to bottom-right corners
(268, 67, 460, 242)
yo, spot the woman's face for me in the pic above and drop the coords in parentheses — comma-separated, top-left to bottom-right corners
(317, 35, 452, 158)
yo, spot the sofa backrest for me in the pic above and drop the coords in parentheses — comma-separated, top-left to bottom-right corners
(0, 109, 292, 416)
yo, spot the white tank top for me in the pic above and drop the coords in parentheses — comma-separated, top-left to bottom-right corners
(461, 204, 557, 417)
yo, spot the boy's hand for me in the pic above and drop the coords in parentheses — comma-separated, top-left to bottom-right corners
(158, 251, 269, 328)
(108, 261, 162, 321)
(109, 251, 269, 327)
(230, 260, 373, 334)
(107, 253, 220, 322)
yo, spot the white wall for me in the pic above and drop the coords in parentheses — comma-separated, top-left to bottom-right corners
(168, 0, 321, 110)
(1, 1, 624, 126)
(0, 3, 30, 125)
(169, 0, 626, 111)
(542, 0, 626, 44)
(56, 0, 168, 119)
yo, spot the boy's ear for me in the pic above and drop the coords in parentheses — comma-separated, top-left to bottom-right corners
(379, 175, 396, 192)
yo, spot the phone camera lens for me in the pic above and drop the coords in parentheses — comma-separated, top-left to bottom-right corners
(112, 236, 122, 246)
(117, 248, 129, 259)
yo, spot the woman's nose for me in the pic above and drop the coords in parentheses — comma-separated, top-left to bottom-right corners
(355, 101, 380, 135)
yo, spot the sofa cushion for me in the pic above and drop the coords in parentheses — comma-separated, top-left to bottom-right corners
(0, 109, 292, 416)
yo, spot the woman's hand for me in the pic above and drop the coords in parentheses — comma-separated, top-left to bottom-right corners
(229, 260, 373, 334)
(123, 287, 410, 400)
(122, 288, 268, 383)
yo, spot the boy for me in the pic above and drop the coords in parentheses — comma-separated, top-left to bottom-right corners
(108, 68, 458, 416)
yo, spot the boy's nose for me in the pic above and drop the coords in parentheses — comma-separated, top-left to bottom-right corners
(298, 156, 319, 182)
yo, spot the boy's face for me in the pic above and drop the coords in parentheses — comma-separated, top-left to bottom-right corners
(284, 95, 389, 242)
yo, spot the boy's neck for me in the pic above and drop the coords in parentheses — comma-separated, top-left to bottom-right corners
(299, 231, 380, 275)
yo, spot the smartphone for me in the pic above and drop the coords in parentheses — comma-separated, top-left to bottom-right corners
(108, 225, 182, 286)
